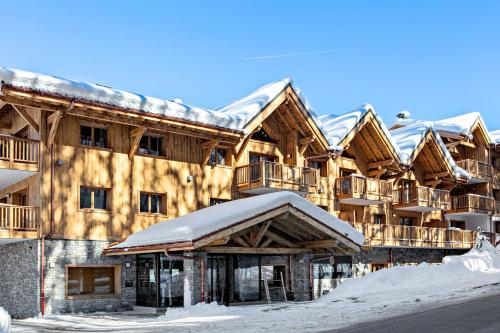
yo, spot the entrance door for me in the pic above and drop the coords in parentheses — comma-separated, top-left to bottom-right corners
(207, 255, 227, 304)
(136, 254, 157, 307)
(159, 256, 184, 307)
(233, 255, 260, 302)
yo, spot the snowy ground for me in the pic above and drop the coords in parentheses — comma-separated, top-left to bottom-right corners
(12, 240, 500, 333)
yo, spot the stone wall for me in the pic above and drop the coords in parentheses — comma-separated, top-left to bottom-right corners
(352, 247, 467, 277)
(291, 253, 313, 302)
(183, 252, 208, 306)
(0, 240, 40, 318)
(44, 239, 136, 314)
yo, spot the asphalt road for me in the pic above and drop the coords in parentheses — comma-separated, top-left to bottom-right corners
(325, 293, 500, 333)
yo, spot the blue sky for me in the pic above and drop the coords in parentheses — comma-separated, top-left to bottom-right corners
(2, 1, 500, 129)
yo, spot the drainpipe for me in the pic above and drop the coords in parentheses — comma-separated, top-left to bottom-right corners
(309, 255, 334, 300)
(163, 252, 205, 303)
(40, 234, 45, 316)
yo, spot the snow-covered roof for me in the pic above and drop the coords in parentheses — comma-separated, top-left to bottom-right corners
(111, 191, 364, 250)
(489, 130, 500, 145)
(0, 67, 248, 131)
(390, 122, 470, 180)
(317, 104, 402, 156)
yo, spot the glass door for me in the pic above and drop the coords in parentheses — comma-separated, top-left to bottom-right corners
(207, 255, 227, 304)
(159, 255, 184, 307)
(233, 255, 260, 302)
(136, 254, 157, 307)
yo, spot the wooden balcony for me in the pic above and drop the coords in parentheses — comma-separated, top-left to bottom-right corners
(335, 175, 393, 206)
(448, 194, 495, 215)
(456, 159, 495, 182)
(393, 186, 451, 212)
(0, 135, 39, 172)
(0, 204, 39, 239)
(352, 223, 475, 249)
(235, 161, 318, 194)
(496, 201, 500, 216)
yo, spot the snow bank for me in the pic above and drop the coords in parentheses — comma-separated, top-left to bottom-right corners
(323, 238, 500, 302)
(0, 307, 10, 333)
(112, 191, 364, 250)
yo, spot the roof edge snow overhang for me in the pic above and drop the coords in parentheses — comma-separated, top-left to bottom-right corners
(103, 203, 362, 256)
(0, 84, 244, 142)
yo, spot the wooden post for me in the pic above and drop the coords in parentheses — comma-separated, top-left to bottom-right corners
(8, 205, 13, 238)
(8, 138, 13, 168)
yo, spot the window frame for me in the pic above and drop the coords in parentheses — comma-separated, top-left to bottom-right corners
(65, 264, 121, 300)
(308, 160, 327, 177)
(138, 191, 167, 215)
(79, 123, 110, 150)
(209, 198, 229, 206)
(79, 186, 110, 211)
(137, 133, 165, 157)
(210, 148, 229, 166)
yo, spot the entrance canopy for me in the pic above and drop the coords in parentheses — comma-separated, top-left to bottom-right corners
(104, 191, 364, 256)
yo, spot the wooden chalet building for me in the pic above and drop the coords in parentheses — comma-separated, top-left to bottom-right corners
(0, 67, 498, 317)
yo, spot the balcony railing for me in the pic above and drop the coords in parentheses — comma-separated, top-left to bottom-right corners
(0, 135, 39, 171)
(352, 223, 476, 249)
(393, 186, 451, 210)
(450, 194, 495, 214)
(235, 161, 318, 193)
(335, 175, 393, 203)
(496, 201, 500, 216)
(0, 204, 39, 238)
(456, 159, 494, 182)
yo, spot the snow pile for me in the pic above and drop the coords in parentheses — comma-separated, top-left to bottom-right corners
(324, 238, 500, 302)
(432, 112, 483, 138)
(0, 307, 10, 333)
(112, 191, 364, 250)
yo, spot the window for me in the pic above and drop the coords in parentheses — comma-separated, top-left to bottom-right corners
(138, 135, 163, 156)
(80, 125, 108, 148)
(399, 217, 414, 226)
(210, 148, 228, 166)
(210, 198, 229, 206)
(66, 265, 120, 298)
(80, 187, 109, 210)
(261, 265, 286, 287)
(251, 128, 275, 143)
(308, 161, 327, 177)
(373, 214, 385, 225)
(139, 192, 166, 214)
(340, 169, 354, 178)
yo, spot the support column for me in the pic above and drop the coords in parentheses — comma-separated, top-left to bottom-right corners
(183, 252, 208, 306)
(291, 253, 314, 302)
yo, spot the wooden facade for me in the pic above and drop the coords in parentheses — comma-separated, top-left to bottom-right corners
(0, 80, 498, 251)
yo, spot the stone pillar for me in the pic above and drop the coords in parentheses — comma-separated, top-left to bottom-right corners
(183, 252, 207, 306)
(291, 253, 314, 302)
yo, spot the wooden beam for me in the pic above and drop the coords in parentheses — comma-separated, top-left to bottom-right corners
(234, 135, 252, 162)
(11, 104, 39, 133)
(265, 230, 298, 248)
(261, 122, 279, 140)
(253, 221, 272, 247)
(203, 247, 311, 255)
(424, 171, 449, 179)
(200, 140, 219, 167)
(0, 120, 11, 128)
(201, 139, 220, 149)
(367, 159, 394, 169)
(460, 141, 476, 148)
(261, 237, 273, 247)
(299, 136, 315, 145)
(367, 168, 386, 178)
(0, 102, 5, 110)
(129, 126, 146, 159)
(47, 111, 63, 148)
(233, 236, 250, 247)
(297, 240, 338, 249)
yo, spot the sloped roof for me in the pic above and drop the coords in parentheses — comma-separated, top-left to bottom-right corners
(0, 67, 245, 131)
(390, 121, 470, 180)
(110, 191, 364, 250)
(489, 130, 500, 145)
(317, 104, 402, 156)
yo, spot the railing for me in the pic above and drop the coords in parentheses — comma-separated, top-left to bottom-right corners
(0, 135, 39, 167)
(0, 204, 39, 234)
(235, 161, 318, 192)
(456, 159, 494, 181)
(393, 186, 451, 210)
(451, 194, 495, 213)
(352, 223, 476, 249)
(335, 175, 393, 202)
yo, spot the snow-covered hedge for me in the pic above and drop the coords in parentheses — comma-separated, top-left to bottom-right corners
(0, 307, 10, 333)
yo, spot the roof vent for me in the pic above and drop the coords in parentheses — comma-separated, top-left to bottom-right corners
(171, 98, 184, 104)
(396, 110, 411, 119)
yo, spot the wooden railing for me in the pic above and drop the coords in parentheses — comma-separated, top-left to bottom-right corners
(393, 186, 451, 210)
(352, 223, 476, 249)
(456, 159, 495, 181)
(0, 135, 39, 169)
(235, 161, 318, 192)
(0, 204, 39, 234)
(335, 175, 393, 202)
(451, 194, 495, 214)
